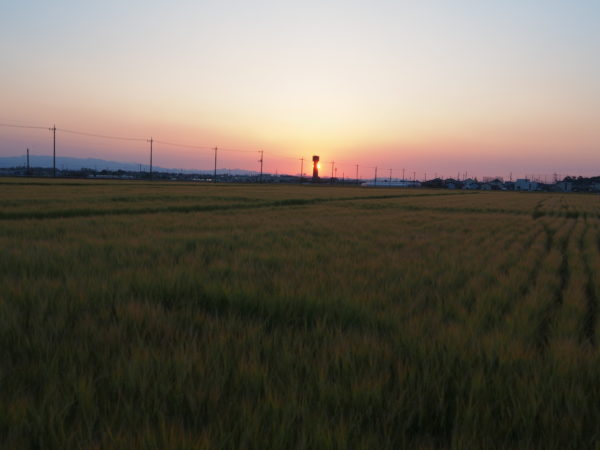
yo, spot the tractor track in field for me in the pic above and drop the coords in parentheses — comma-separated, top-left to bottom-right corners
(532, 198, 548, 219)
(535, 218, 577, 354)
(1, 188, 597, 221)
(0, 192, 482, 221)
(456, 223, 548, 338)
(442, 219, 537, 319)
(581, 221, 597, 346)
(486, 223, 551, 330)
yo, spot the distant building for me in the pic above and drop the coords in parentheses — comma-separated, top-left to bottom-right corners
(553, 181, 573, 192)
(361, 180, 420, 187)
(462, 179, 479, 190)
(444, 179, 460, 190)
(488, 179, 505, 190)
(515, 179, 538, 191)
(422, 178, 445, 189)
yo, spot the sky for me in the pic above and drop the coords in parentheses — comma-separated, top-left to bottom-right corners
(1, 0, 599, 179)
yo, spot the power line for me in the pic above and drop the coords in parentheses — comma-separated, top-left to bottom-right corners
(333, 161, 362, 169)
(51, 124, 56, 177)
(213, 147, 218, 182)
(1, 121, 366, 174)
(154, 140, 207, 149)
(155, 140, 259, 154)
(2, 121, 262, 154)
(1, 120, 518, 180)
(264, 151, 301, 160)
(148, 137, 153, 180)
(155, 140, 250, 153)
(220, 147, 260, 154)
(59, 128, 146, 142)
(0, 123, 49, 130)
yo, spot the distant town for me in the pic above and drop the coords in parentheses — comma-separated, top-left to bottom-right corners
(2, 162, 599, 193)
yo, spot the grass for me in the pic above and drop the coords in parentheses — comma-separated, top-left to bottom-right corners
(1, 179, 600, 448)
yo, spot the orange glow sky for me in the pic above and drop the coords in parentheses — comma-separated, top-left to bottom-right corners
(1, 1, 599, 179)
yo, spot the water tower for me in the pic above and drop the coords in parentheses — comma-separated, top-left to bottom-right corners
(312, 155, 320, 181)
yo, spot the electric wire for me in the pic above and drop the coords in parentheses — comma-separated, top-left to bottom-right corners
(1, 120, 429, 179)
(0, 123, 49, 130)
(59, 128, 147, 142)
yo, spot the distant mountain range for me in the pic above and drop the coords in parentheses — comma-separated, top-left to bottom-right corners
(0, 155, 258, 176)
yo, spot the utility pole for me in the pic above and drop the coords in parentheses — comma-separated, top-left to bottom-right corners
(259, 150, 264, 183)
(26, 148, 30, 176)
(425, 172, 427, 182)
(213, 146, 218, 182)
(331, 161, 335, 182)
(413, 171, 416, 182)
(300, 157, 304, 182)
(148, 137, 153, 180)
(355, 164, 359, 183)
(374, 167, 378, 186)
(49, 124, 56, 177)
(402, 168, 405, 181)
(389, 168, 392, 183)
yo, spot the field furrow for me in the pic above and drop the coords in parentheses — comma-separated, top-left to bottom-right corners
(497, 216, 568, 353)
(551, 219, 589, 349)
(471, 223, 549, 340)
(535, 217, 576, 353)
(0, 191, 480, 221)
(392, 215, 543, 351)
(582, 220, 600, 347)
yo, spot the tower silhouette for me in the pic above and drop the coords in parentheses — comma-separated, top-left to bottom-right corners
(312, 155, 320, 181)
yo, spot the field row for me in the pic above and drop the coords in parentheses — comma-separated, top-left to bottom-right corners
(1, 183, 599, 221)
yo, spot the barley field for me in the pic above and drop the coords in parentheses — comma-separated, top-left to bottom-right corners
(1, 178, 600, 448)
